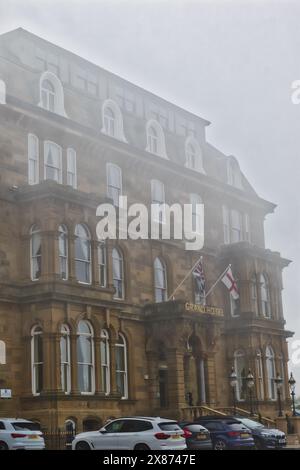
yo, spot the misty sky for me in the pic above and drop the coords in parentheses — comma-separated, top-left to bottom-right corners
(1, 0, 299, 392)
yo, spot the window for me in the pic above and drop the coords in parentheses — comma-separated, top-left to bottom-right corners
(151, 179, 166, 224)
(67, 148, 77, 188)
(255, 350, 264, 400)
(58, 225, 68, 280)
(107, 163, 122, 207)
(260, 273, 271, 318)
(244, 213, 251, 242)
(31, 326, 43, 395)
(97, 241, 107, 287)
(231, 209, 242, 243)
(44, 141, 62, 183)
(146, 119, 168, 158)
(266, 346, 276, 400)
(0, 340, 6, 365)
(28, 134, 39, 185)
(222, 205, 230, 244)
(251, 274, 258, 315)
(185, 137, 205, 173)
(230, 292, 240, 317)
(60, 324, 71, 394)
(0, 79, 6, 104)
(278, 354, 285, 400)
(190, 193, 202, 233)
(30, 225, 42, 281)
(227, 158, 243, 189)
(154, 257, 167, 302)
(77, 321, 95, 394)
(101, 99, 127, 142)
(100, 330, 110, 395)
(115, 333, 128, 399)
(112, 248, 124, 299)
(74, 224, 91, 284)
(39, 71, 67, 117)
(234, 350, 246, 401)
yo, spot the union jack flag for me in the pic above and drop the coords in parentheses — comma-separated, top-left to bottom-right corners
(192, 257, 206, 304)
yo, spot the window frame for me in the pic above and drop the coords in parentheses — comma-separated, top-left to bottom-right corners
(154, 257, 168, 302)
(74, 224, 92, 285)
(28, 134, 39, 185)
(31, 326, 43, 396)
(115, 333, 128, 399)
(60, 324, 71, 394)
(44, 141, 63, 184)
(112, 247, 125, 300)
(77, 321, 95, 395)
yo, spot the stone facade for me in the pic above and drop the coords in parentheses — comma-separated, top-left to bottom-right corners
(0, 28, 293, 433)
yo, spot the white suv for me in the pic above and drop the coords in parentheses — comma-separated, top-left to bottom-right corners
(72, 417, 187, 450)
(0, 418, 45, 450)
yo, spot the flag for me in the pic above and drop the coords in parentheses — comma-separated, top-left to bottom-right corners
(221, 266, 239, 300)
(192, 257, 206, 303)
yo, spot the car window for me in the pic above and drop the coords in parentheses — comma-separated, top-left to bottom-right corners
(133, 420, 153, 432)
(183, 424, 207, 432)
(239, 419, 264, 429)
(0, 421, 5, 430)
(104, 420, 125, 433)
(202, 421, 223, 431)
(227, 423, 248, 431)
(158, 422, 181, 431)
(12, 422, 40, 431)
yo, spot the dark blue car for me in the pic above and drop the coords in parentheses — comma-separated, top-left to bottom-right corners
(194, 416, 255, 450)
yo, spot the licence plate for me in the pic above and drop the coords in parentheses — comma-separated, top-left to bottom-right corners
(196, 434, 208, 440)
(279, 439, 286, 444)
(240, 433, 250, 438)
(28, 435, 40, 440)
(171, 435, 182, 440)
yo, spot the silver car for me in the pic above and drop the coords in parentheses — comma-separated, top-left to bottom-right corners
(72, 416, 187, 450)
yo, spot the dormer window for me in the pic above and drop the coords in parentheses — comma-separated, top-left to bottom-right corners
(227, 157, 243, 189)
(146, 119, 168, 159)
(101, 99, 127, 142)
(41, 79, 55, 112)
(104, 107, 115, 137)
(38, 71, 67, 117)
(185, 136, 205, 173)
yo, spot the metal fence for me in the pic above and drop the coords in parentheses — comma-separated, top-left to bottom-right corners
(43, 431, 75, 450)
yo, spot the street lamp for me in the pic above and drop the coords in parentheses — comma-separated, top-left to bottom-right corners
(288, 372, 296, 417)
(246, 369, 255, 416)
(274, 373, 283, 417)
(229, 367, 237, 415)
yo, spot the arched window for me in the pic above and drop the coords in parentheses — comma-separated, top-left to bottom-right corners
(67, 148, 77, 189)
(30, 225, 42, 281)
(151, 179, 166, 224)
(74, 224, 91, 284)
(100, 329, 110, 395)
(0, 340, 6, 365)
(39, 71, 67, 117)
(77, 321, 95, 394)
(115, 333, 128, 399)
(58, 225, 68, 280)
(146, 119, 168, 158)
(0, 79, 6, 104)
(112, 248, 124, 299)
(234, 350, 246, 401)
(97, 241, 107, 287)
(28, 134, 39, 185)
(190, 193, 203, 233)
(101, 99, 127, 141)
(260, 274, 271, 318)
(227, 158, 243, 189)
(106, 163, 122, 207)
(185, 137, 205, 173)
(31, 326, 43, 395)
(266, 346, 276, 400)
(154, 257, 167, 302)
(44, 141, 62, 183)
(251, 274, 258, 315)
(60, 324, 71, 394)
(255, 350, 264, 400)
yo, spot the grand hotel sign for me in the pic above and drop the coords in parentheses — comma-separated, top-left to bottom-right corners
(185, 302, 224, 317)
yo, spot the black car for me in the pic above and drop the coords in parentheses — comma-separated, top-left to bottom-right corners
(179, 422, 213, 450)
(236, 417, 286, 449)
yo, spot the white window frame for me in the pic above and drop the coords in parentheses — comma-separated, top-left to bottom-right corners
(58, 225, 68, 280)
(67, 148, 77, 189)
(60, 324, 71, 394)
(38, 71, 67, 117)
(154, 257, 167, 302)
(146, 119, 168, 159)
(185, 136, 205, 174)
(106, 163, 122, 207)
(74, 224, 92, 285)
(97, 241, 107, 287)
(77, 321, 95, 395)
(112, 248, 125, 300)
(115, 333, 128, 399)
(260, 273, 271, 318)
(234, 350, 246, 401)
(255, 350, 264, 400)
(100, 329, 110, 395)
(266, 346, 276, 400)
(101, 99, 127, 142)
(31, 326, 43, 396)
(44, 141, 63, 184)
(28, 134, 39, 185)
(30, 225, 42, 281)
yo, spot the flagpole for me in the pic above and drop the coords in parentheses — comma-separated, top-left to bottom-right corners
(204, 264, 231, 300)
(167, 255, 203, 301)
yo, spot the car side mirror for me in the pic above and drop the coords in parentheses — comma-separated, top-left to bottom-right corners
(99, 427, 107, 434)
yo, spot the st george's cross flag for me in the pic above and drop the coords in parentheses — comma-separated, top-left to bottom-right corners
(192, 257, 206, 302)
(221, 266, 239, 300)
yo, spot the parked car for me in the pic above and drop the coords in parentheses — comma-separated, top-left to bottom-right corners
(178, 422, 213, 450)
(72, 417, 187, 450)
(235, 417, 286, 449)
(194, 416, 255, 450)
(0, 418, 45, 450)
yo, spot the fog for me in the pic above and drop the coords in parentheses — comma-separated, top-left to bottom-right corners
(1, 0, 299, 391)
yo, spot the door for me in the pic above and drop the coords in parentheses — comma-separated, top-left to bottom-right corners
(93, 419, 124, 449)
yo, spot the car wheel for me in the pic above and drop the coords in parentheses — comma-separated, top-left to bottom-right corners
(0, 441, 9, 450)
(75, 441, 91, 450)
(134, 443, 150, 450)
(213, 439, 227, 450)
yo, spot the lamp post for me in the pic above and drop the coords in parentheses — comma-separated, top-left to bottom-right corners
(288, 372, 296, 417)
(246, 369, 255, 416)
(274, 373, 283, 417)
(229, 367, 237, 415)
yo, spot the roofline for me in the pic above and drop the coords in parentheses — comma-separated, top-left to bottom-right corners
(0, 27, 211, 126)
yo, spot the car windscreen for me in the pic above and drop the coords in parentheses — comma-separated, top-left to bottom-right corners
(158, 422, 182, 431)
(183, 424, 207, 432)
(226, 423, 249, 431)
(12, 422, 41, 431)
